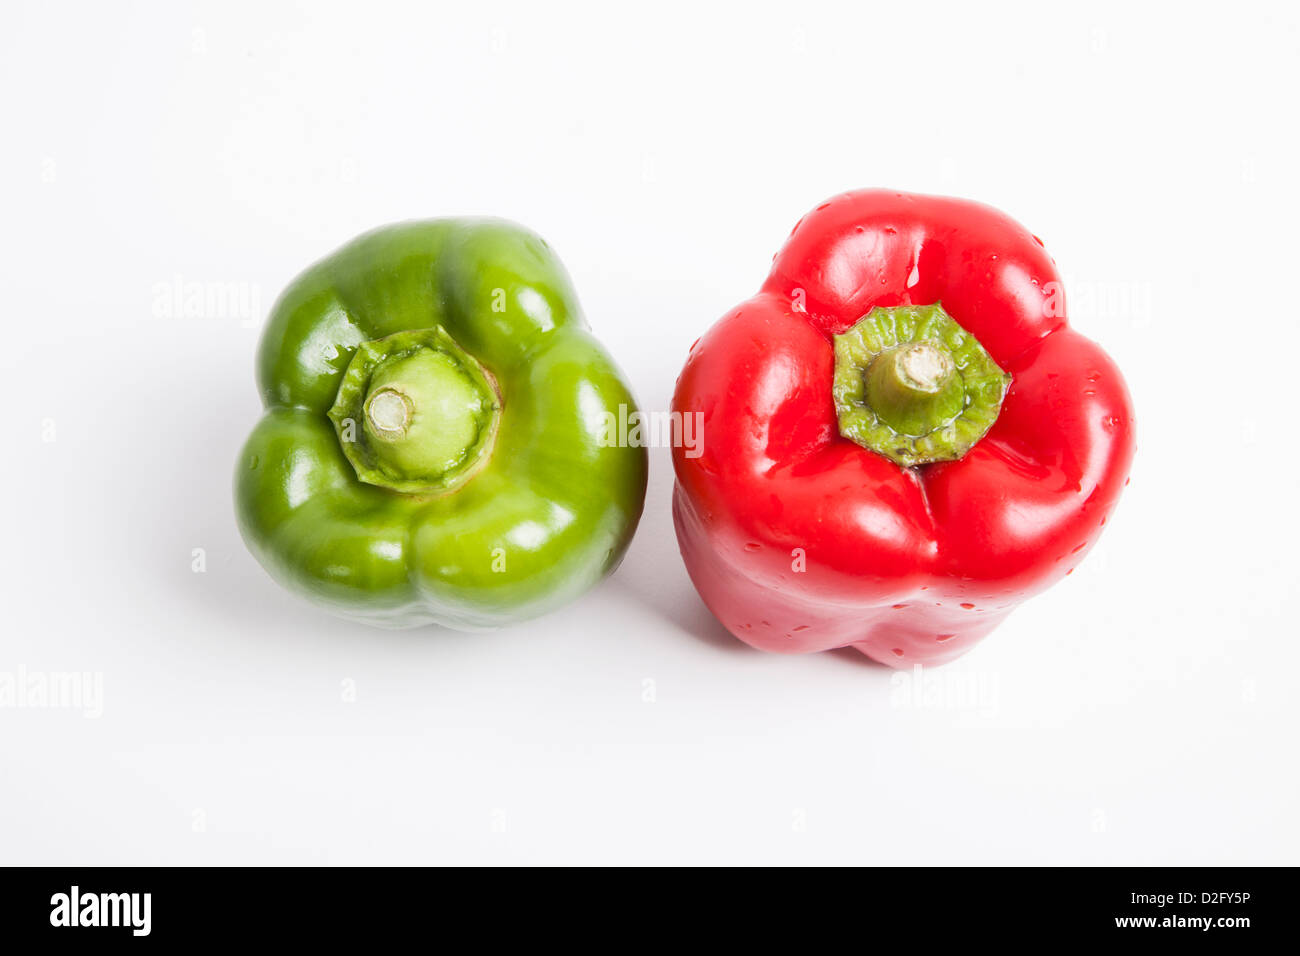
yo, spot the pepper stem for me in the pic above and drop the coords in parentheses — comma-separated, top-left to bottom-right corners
(365, 388, 412, 436)
(328, 329, 501, 494)
(864, 342, 965, 437)
(832, 304, 1010, 467)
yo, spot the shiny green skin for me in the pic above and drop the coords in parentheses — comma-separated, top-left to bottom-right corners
(235, 220, 648, 630)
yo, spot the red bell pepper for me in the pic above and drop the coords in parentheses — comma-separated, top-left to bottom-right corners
(671, 190, 1135, 667)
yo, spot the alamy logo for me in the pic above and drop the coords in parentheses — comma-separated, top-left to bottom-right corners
(49, 886, 151, 937)
(597, 404, 703, 458)
(0, 667, 102, 718)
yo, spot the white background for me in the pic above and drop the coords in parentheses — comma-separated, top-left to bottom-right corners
(3, 0, 1297, 865)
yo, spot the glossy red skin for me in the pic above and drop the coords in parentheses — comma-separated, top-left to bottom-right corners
(671, 190, 1135, 667)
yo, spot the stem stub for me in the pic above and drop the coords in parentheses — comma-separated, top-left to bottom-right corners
(832, 304, 1010, 467)
(328, 328, 501, 494)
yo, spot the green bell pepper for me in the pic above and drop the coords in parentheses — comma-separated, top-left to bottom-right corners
(234, 219, 648, 629)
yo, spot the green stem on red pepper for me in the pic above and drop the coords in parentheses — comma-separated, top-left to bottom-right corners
(832, 303, 1010, 467)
